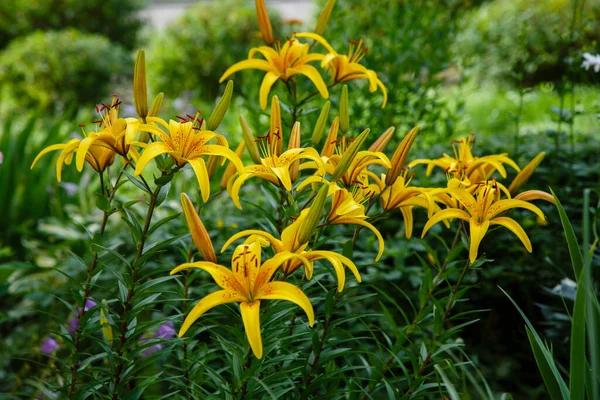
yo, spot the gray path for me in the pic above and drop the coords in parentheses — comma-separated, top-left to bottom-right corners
(141, 0, 316, 30)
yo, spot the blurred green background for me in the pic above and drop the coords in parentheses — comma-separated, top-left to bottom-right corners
(0, 0, 598, 398)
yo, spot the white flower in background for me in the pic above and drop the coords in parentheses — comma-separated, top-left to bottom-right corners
(581, 52, 600, 72)
(551, 277, 577, 301)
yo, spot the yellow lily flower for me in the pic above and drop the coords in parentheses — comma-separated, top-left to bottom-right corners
(296, 33, 388, 107)
(421, 181, 545, 263)
(220, 34, 329, 110)
(228, 126, 325, 209)
(133, 116, 244, 202)
(221, 209, 361, 292)
(378, 171, 435, 238)
(326, 184, 385, 261)
(31, 96, 140, 181)
(410, 134, 519, 182)
(170, 241, 315, 359)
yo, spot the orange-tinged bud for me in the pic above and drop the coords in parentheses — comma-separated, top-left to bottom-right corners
(508, 152, 545, 195)
(221, 141, 246, 189)
(513, 190, 556, 204)
(180, 193, 217, 263)
(385, 126, 419, 186)
(288, 121, 301, 183)
(368, 126, 395, 153)
(270, 95, 282, 156)
(255, 0, 274, 45)
(315, 0, 336, 36)
(133, 50, 148, 119)
(321, 116, 339, 157)
(240, 115, 261, 164)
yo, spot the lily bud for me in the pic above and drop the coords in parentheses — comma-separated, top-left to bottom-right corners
(332, 128, 369, 180)
(297, 184, 329, 246)
(513, 190, 555, 204)
(221, 141, 246, 189)
(240, 115, 261, 164)
(339, 85, 349, 134)
(255, 0, 274, 45)
(385, 126, 419, 186)
(369, 126, 395, 153)
(315, 0, 336, 36)
(133, 50, 148, 120)
(270, 95, 282, 156)
(100, 299, 113, 346)
(321, 116, 339, 157)
(180, 193, 217, 263)
(508, 152, 545, 195)
(206, 155, 219, 180)
(288, 122, 301, 183)
(148, 92, 164, 118)
(207, 80, 234, 131)
(311, 100, 330, 146)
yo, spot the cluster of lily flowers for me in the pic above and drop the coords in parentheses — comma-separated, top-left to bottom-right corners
(31, 0, 554, 360)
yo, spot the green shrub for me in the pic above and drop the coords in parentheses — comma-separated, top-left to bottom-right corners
(147, 0, 282, 101)
(454, 0, 600, 86)
(0, 29, 131, 112)
(315, 0, 475, 144)
(0, 0, 143, 49)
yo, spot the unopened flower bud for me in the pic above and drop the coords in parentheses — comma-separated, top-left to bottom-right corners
(206, 155, 219, 180)
(255, 0, 275, 45)
(180, 193, 217, 262)
(369, 126, 395, 153)
(508, 152, 545, 195)
(100, 299, 113, 346)
(207, 80, 234, 131)
(297, 184, 329, 246)
(332, 128, 369, 180)
(270, 95, 282, 156)
(134, 50, 148, 120)
(288, 122, 301, 183)
(240, 115, 261, 164)
(339, 85, 349, 134)
(221, 141, 246, 189)
(321, 116, 339, 157)
(315, 0, 336, 36)
(148, 92, 164, 118)
(312, 100, 330, 146)
(385, 126, 419, 186)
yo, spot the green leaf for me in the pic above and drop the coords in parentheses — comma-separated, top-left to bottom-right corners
(434, 364, 460, 400)
(550, 188, 584, 279)
(570, 269, 587, 400)
(95, 193, 111, 212)
(501, 286, 569, 399)
(124, 171, 151, 194)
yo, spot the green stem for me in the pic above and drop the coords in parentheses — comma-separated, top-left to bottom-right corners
(110, 183, 162, 399)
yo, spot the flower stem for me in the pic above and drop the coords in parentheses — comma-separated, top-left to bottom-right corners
(68, 168, 124, 398)
(110, 182, 162, 399)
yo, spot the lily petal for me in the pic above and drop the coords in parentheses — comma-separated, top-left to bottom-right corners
(221, 230, 283, 253)
(259, 72, 280, 110)
(240, 301, 263, 359)
(134, 142, 173, 176)
(491, 217, 532, 252)
(287, 64, 329, 99)
(179, 290, 244, 337)
(187, 157, 211, 203)
(468, 219, 490, 264)
(220, 59, 276, 83)
(170, 261, 245, 294)
(486, 199, 545, 220)
(421, 208, 470, 238)
(256, 281, 314, 327)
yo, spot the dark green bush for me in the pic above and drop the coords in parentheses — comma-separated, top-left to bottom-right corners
(0, 0, 143, 49)
(0, 29, 131, 112)
(148, 0, 282, 101)
(315, 0, 475, 144)
(454, 0, 600, 86)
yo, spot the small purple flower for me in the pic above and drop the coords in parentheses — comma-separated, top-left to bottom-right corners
(0, 152, 3, 164)
(156, 321, 176, 339)
(41, 337, 59, 354)
(67, 299, 97, 334)
(140, 321, 176, 357)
